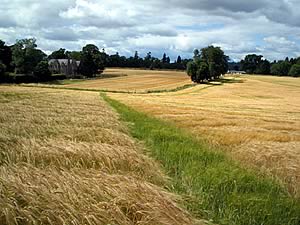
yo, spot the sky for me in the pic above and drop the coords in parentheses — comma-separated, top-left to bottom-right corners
(1, 0, 300, 61)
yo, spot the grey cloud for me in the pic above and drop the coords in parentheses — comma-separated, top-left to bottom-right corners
(169, 0, 269, 13)
(0, 0, 300, 60)
(264, 1, 300, 27)
(78, 16, 135, 29)
(0, 16, 17, 28)
(136, 25, 178, 37)
(43, 28, 79, 41)
(155, 0, 300, 27)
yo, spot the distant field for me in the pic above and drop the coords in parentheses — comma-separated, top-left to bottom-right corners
(0, 86, 195, 225)
(63, 68, 191, 91)
(109, 74, 300, 197)
(245, 74, 300, 87)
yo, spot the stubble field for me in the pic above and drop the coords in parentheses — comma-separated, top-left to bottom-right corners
(108, 72, 300, 197)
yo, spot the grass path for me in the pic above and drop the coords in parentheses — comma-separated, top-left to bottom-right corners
(103, 93, 300, 225)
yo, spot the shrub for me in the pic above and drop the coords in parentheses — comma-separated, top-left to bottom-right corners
(34, 61, 51, 81)
(14, 74, 38, 83)
(288, 64, 300, 77)
(0, 62, 6, 76)
(51, 74, 67, 80)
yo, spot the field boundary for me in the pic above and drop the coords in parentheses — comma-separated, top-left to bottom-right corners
(102, 93, 300, 225)
(12, 83, 198, 94)
(11, 76, 241, 94)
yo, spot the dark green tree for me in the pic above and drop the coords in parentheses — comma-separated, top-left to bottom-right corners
(175, 55, 185, 70)
(12, 38, 46, 74)
(255, 59, 271, 74)
(162, 53, 167, 64)
(193, 49, 200, 58)
(151, 58, 162, 69)
(176, 55, 182, 64)
(187, 46, 228, 83)
(201, 46, 228, 79)
(270, 61, 291, 76)
(99, 49, 108, 67)
(0, 40, 13, 72)
(67, 51, 82, 60)
(0, 62, 6, 76)
(108, 52, 122, 67)
(187, 61, 197, 79)
(166, 56, 170, 64)
(144, 52, 153, 68)
(288, 64, 300, 77)
(198, 62, 210, 82)
(79, 44, 104, 77)
(34, 61, 51, 81)
(48, 48, 68, 59)
(127, 51, 140, 68)
(240, 54, 263, 74)
(145, 52, 152, 61)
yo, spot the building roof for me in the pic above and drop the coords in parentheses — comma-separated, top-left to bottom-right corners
(48, 59, 80, 65)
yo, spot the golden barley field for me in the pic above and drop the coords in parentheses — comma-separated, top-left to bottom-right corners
(109, 74, 300, 197)
(64, 68, 191, 91)
(0, 86, 200, 225)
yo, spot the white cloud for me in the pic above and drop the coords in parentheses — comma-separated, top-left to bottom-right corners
(0, 0, 300, 61)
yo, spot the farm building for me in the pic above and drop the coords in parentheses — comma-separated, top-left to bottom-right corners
(48, 59, 80, 78)
(227, 70, 246, 74)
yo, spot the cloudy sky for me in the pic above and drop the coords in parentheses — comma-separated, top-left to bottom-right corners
(1, 0, 300, 61)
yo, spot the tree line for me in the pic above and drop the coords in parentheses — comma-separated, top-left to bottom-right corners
(0, 38, 107, 82)
(48, 48, 190, 70)
(0, 38, 299, 84)
(0, 38, 191, 83)
(236, 54, 300, 77)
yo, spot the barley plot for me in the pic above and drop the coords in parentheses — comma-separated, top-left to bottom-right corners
(30, 68, 192, 92)
(109, 74, 300, 197)
(0, 86, 197, 225)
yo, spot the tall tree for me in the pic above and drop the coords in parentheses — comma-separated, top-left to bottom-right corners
(79, 44, 105, 77)
(48, 48, 68, 59)
(270, 61, 291, 76)
(67, 51, 82, 60)
(201, 46, 228, 79)
(288, 64, 300, 77)
(240, 54, 263, 74)
(34, 61, 51, 81)
(145, 52, 152, 61)
(0, 40, 13, 72)
(162, 53, 167, 64)
(108, 52, 121, 67)
(144, 52, 153, 68)
(255, 59, 271, 74)
(193, 49, 200, 58)
(166, 56, 170, 64)
(176, 55, 182, 64)
(12, 38, 46, 74)
(187, 46, 228, 83)
(0, 62, 6, 77)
